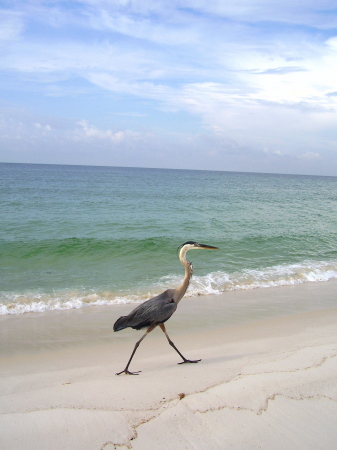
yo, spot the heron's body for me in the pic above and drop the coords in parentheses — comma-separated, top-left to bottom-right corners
(114, 289, 177, 331)
(114, 241, 218, 375)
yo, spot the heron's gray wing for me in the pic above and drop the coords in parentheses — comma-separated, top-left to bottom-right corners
(113, 289, 177, 331)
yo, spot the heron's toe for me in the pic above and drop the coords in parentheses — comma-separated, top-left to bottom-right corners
(116, 369, 142, 375)
(178, 358, 201, 365)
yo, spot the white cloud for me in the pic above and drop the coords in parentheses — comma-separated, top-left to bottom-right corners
(34, 122, 51, 130)
(173, 0, 337, 28)
(75, 119, 125, 142)
(88, 9, 197, 45)
(300, 152, 321, 160)
(73, 0, 336, 26)
(0, 10, 24, 43)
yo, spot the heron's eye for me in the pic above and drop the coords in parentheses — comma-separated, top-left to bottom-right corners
(168, 299, 175, 303)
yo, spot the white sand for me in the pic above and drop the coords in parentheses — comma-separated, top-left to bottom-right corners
(1, 282, 337, 449)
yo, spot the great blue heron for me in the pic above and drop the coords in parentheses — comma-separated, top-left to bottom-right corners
(114, 241, 218, 375)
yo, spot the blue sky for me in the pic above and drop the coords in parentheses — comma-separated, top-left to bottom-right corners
(1, 1, 337, 175)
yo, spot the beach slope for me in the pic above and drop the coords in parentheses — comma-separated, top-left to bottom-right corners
(1, 283, 337, 449)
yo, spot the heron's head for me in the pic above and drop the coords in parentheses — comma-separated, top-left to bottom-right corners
(180, 241, 219, 251)
(178, 241, 218, 262)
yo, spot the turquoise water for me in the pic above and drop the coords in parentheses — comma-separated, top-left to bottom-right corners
(1, 163, 337, 314)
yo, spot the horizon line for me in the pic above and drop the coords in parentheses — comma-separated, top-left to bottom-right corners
(1, 161, 336, 179)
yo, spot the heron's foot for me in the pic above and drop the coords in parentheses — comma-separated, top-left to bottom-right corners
(178, 358, 201, 365)
(115, 369, 141, 375)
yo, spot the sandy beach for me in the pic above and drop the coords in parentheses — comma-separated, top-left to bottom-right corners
(1, 281, 337, 449)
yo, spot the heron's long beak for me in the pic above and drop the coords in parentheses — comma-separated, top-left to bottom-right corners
(196, 243, 219, 250)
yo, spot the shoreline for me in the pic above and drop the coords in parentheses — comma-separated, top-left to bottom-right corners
(1, 281, 337, 448)
(2, 259, 337, 316)
(1, 279, 337, 355)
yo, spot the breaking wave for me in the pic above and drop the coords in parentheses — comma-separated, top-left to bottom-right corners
(1, 259, 337, 315)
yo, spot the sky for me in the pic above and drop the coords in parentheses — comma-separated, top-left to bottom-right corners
(1, 1, 337, 175)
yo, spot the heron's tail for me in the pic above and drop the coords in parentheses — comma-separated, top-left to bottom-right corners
(113, 316, 129, 332)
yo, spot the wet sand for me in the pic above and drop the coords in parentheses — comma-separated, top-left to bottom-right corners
(1, 281, 337, 449)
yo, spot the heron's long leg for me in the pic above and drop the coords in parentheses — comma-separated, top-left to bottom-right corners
(159, 324, 201, 365)
(116, 324, 157, 375)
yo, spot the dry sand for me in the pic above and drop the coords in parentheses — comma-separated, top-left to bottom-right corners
(1, 281, 337, 449)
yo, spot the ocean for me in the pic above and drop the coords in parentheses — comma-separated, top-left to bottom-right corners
(1, 163, 337, 315)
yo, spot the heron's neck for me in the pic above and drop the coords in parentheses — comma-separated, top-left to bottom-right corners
(175, 251, 193, 304)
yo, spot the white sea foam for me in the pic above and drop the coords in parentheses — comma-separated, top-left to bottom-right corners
(0, 291, 144, 316)
(192, 260, 337, 293)
(1, 260, 337, 315)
